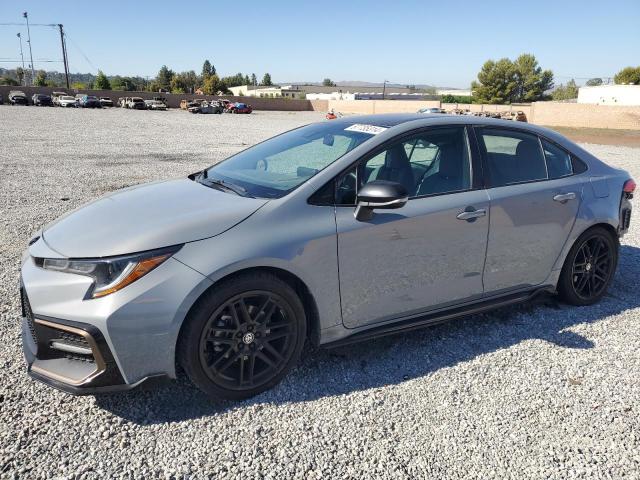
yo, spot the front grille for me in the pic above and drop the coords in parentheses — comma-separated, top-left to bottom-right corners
(58, 331, 91, 350)
(21, 289, 37, 345)
(55, 331, 95, 364)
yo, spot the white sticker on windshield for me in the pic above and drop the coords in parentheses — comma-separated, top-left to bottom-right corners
(344, 124, 388, 135)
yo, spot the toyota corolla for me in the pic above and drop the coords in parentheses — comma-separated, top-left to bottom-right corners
(20, 114, 634, 400)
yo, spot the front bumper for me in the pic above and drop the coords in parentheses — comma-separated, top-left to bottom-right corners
(21, 289, 130, 394)
(20, 240, 213, 394)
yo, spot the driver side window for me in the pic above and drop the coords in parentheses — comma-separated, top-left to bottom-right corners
(335, 127, 471, 205)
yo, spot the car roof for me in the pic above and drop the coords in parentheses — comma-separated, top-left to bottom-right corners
(329, 113, 565, 139)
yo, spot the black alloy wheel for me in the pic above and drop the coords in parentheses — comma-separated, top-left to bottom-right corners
(571, 236, 612, 300)
(199, 291, 296, 390)
(559, 227, 618, 305)
(179, 272, 306, 400)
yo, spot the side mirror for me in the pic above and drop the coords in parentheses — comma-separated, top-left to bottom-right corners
(323, 134, 335, 146)
(354, 180, 408, 221)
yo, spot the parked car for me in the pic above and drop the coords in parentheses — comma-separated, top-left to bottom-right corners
(145, 99, 168, 111)
(19, 114, 634, 401)
(51, 91, 68, 106)
(180, 99, 202, 110)
(188, 101, 223, 114)
(125, 97, 146, 110)
(31, 94, 53, 106)
(99, 97, 114, 108)
(58, 95, 77, 108)
(0, 93, 3, 104)
(226, 102, 252, 114)
(117, 97, 126, 108)
(417, 107, 445, 114)
(8, 90, 28, 105)
(78, 95, 102, 108)
(153, 96, 168, 106)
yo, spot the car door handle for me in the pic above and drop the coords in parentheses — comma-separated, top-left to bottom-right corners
(457, 208, 487, 221)
(553, 192, 576, 203)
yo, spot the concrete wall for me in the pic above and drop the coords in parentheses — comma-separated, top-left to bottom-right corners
(0, 85, 315, 111)
(530, 102, 640, 130)
(325, 99, 440, 114)
(322, 99, 640, 130)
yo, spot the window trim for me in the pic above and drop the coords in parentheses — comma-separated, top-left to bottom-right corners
(540, 137, 574, 180)
(473, 125, 590, 189)
(310, 125, 480, 207)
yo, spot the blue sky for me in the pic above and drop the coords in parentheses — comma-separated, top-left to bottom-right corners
(1, 0, 638, 88)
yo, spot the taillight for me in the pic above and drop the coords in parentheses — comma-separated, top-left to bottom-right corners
(623, 179, 635, 199)
(623, 179, 636, 194)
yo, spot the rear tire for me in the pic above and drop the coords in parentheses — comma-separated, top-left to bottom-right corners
(178, 272, 306, 400)
(558, 226, 618, 306)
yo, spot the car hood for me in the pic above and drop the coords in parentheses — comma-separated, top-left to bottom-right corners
(42, 178, 268, 258)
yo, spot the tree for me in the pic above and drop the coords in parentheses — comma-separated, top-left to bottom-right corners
(322, 78, 336, 87)
(16, 67, 25, 85)
(586, 77, 603, 86)
(244, 75, 251, 85)
(201, 74, 223, 94)
(34, 70, 47, 87)
(71, 81, 88, 90)
(201, 59, 213, 79)
(250, 73, 257, 86)
(156, 65, 174, 91)
(221, 73, 246, 88)
(94, 70, 111, 90)
(261, 73, 272, 86)
(111, 76, 137, 91)
(170, 70, 198, 94)
(512, 54, 554, 102)
(0, 76, 19, 86)
(552, 79, 579, 100)
(471, 54, 553, 104)
(614, 66, 640, 85)
(471, 58, 517, 104)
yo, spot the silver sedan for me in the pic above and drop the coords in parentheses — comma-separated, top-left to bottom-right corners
(20, 114, 635, 400)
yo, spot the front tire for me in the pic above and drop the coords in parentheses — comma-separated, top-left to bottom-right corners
(178, 272, 306, 400)
(558, 226, 618, 306)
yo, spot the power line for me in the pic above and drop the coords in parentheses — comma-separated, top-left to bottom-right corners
(0, 22, 56, 27)
(63, 32, 99, 72)
(0, 59, 62, 63)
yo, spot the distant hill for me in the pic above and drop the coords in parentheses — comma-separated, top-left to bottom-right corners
(284, 80, 438, 90)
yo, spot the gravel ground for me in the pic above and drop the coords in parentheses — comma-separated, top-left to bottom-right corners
(1, 106, 639, 479)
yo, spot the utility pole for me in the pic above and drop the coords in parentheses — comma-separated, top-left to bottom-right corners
(382, 79, 388, 100)
(58, 24, 70, 89)
(23, 12, 35, 85)
(17, 33, 26, 86)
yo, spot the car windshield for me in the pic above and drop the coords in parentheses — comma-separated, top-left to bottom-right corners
(203, 122, 377, 198)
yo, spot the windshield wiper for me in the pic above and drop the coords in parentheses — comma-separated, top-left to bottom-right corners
(201, 178, 254, 198)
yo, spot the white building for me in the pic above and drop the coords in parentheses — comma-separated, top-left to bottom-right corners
(227, 85, 305, 99)
(305, 92, 356, 101)
(228, 85, 283, 97)
(577, 85, 640, 106)
(436, 89, 472, 97)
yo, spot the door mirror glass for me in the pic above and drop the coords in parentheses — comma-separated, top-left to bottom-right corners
(355, 180, 408, 221)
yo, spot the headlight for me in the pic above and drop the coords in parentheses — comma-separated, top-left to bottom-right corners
(35, 245, 182, 299)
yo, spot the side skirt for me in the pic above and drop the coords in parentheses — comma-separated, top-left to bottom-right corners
(323, 286, 555, 349)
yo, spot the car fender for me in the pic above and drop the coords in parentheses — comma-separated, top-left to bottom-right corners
(173, 200, 342, 336)
(547, 174, 622, 282)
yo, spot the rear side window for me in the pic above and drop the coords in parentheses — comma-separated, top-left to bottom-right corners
(542, 139, 572, 179)
(480, 128, 547, 187)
